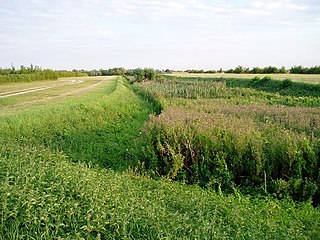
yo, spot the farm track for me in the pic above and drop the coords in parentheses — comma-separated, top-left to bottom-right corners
(0, 76, 114, 116)
(13, 79, 106, 106)
(0, 79, 84, 99)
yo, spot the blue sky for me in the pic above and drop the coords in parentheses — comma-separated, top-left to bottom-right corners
(0, 0, 319, 70)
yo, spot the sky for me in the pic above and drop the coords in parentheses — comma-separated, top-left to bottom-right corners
(0, 0, 320, 70)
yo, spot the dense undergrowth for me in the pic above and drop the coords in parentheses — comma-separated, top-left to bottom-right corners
(1, 76, 319, 238)
(135, 76, 320, 206)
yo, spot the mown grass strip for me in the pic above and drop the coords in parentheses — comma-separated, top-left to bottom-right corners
(0, 77, 153, 170)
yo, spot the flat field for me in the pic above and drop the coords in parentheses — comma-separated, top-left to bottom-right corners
(0, 75, 319, 239)
(171, 72, 320, 84)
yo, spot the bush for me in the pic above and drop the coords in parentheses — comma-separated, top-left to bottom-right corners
(280, 78, 293, 89)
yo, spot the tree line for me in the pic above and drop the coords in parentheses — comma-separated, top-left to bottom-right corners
(186, 65, 320, 74)
(0, 64, 87, 84)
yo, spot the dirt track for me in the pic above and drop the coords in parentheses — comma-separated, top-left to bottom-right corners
(0, 79, 84, 99)
(0, 77, 113, 116)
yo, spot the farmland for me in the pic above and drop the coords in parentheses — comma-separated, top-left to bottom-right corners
(172, 72, 320, 84)
(0, 74, 320, 239)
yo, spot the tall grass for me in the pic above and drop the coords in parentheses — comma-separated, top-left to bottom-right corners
(138, 78, 320, 108)
(164, 75, 320, 98)
(135, 77, 320, 205)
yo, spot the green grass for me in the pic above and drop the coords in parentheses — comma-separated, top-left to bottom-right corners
(135, 76, 320, 204)
(162, 75, 320, 99)
(1, 143, 319, 239)
(170, 72, 320, 84)
(0, 77, 108, 117)
(0, 77, 152, 170)
(1, 76, 319, 239)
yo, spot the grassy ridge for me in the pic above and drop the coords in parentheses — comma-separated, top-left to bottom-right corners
(0, 78, 151, 170)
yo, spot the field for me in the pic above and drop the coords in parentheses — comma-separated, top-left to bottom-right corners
(171, 72, 320, 84)
(136, 74, 320, 201)
(0, 74, 320, 239)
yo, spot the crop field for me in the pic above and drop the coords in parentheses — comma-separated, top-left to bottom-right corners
(1, 74, 320, 239)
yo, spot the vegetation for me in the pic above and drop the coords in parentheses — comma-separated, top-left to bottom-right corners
(0, 64, 87, 84)
(224, 66, 288, 74)
(125, 68, 159, 82)
(144, 75, 320, 107)
(290, 65, 320, 74)
(135, 76, 320, 206)
(186, 69, 217, 74)
(0, 74, 319, 238)
(87, 67, 126, 76)
(184, 65, 320, 74)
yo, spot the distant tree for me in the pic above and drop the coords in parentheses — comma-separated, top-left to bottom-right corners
(262, 66, 279, 74)
(250, 67, 262, 74)
(205, 70, 216, 73)
(233, 65, 245, 74)
(290, 66, 306, 74)
(278, 66, 288, 74)
(144, 68, 156, 80)
(224, 68, 234, 73)
(132, 68, 145, 82)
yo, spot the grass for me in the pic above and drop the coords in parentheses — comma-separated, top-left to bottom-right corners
(135, 76, 320, 204)
(1, 76, 319, 238)
(0, 77, 153, 170)
(170, 72, 320, 84)
(0, 77, 109, 117)
(1, 142, 320, 239)
(142, 77, 320, 107)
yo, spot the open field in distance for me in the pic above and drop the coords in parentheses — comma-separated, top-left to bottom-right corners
(170, 72, 320, 84)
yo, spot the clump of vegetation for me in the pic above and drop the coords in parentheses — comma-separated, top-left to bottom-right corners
(125, 68, 158, 82)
